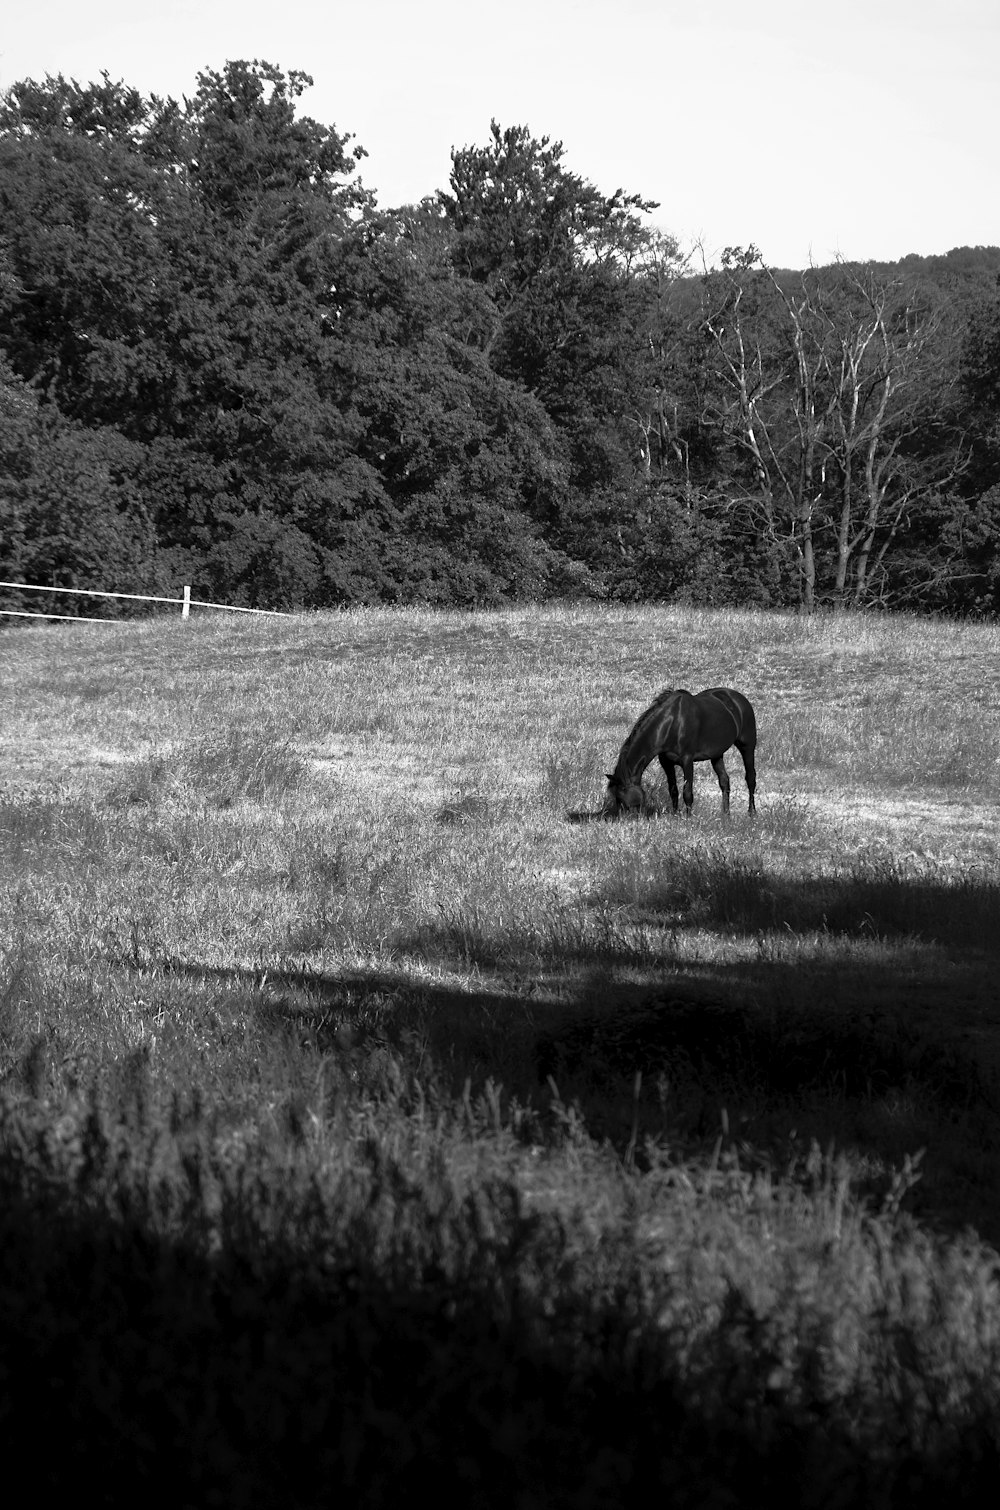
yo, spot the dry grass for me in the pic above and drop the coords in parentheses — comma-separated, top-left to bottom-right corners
(5, 602, 1000, 1117)
(3, 603, 1000, 1504)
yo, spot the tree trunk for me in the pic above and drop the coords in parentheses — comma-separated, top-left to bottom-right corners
(800, 508, 816, 611)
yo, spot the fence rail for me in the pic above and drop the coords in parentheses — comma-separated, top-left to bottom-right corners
(1, 607, 119, 623)
(0, 581, 292, 621)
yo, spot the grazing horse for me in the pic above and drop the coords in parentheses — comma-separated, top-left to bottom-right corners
(602, 687, 757, 819)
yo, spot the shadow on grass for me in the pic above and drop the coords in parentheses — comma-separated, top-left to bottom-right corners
(145, 830, 1000, 1249)
(590, 832, 1000, 949)
(8, 895, 1000, 1500)
(640, 866, 1000, 949)
(6, 1132, 997, 1510)
(168, 882, 1000, 1249)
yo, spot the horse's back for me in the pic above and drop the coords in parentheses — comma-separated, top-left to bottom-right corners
(697, 687, 757, 748)
(627, 687, 693, 745)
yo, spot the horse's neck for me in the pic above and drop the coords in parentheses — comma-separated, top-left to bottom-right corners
(621, 692, 681, 778)
(617, 725, 659, 784)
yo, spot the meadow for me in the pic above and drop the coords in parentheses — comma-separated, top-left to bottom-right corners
(3, 602, 1000, 1507)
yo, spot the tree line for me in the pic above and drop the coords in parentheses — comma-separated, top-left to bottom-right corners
(2, 60, 999, 616)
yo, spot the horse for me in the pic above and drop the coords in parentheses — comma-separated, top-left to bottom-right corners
(602, 687, 757, 819)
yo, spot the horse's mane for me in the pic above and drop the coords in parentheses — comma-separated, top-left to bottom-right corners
(619, 687, 681, 759)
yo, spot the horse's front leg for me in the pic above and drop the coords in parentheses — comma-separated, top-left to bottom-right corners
(658, 754, 679, 813)
(711, 754, 731, 817)
(681, 756, 695, 817)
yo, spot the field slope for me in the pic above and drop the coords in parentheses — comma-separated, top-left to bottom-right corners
(3, 603, 1000, 1507)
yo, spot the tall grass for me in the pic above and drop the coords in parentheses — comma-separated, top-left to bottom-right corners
(3, 603, 1000, 1504)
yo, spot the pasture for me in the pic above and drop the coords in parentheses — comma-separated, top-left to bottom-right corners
(3, 602, 1000, 1506)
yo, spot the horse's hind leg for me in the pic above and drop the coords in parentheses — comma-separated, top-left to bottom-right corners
(738, 741, 757, 814)
(681, 756, 695, 817)
(658, 754, 680, 813)
(711, 754, 731, 817)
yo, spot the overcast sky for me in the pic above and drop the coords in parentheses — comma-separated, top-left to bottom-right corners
(3, 0, 997, 269)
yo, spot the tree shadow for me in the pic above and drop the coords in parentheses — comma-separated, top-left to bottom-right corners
(164, 854, 1000, 1247)
(8, 881, 1000, 1496)
(5, 1128, 994, 1509)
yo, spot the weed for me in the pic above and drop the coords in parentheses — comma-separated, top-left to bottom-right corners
(539, 739, 605, 812)
(183, 728, 309, 805)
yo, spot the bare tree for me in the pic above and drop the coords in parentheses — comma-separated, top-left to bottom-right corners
(819, 267, 951, 605)
(701, 247, 825, 607)
(630, 234, 696, 494)
(699, 249, 962, 608)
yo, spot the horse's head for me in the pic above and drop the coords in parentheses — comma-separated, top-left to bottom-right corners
(602, 773, 645, 819)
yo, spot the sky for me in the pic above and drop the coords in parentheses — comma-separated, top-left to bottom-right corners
(2, 0, 997, 269)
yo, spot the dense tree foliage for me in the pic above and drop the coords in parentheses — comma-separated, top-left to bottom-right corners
(1, 62, 999, 615)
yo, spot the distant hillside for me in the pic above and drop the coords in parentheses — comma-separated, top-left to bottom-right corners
(891, 244, 1000, 284)
(766, 245, 1000, 304)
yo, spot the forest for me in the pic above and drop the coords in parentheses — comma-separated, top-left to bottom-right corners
(2, 59, 1000, 616)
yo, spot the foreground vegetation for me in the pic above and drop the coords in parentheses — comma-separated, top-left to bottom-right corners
(3, 602, 1000, 1505)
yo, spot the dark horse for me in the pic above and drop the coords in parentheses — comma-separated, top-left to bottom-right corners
(602, 687, 757, 818)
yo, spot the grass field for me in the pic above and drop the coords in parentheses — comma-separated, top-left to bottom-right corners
(3, 602, 1000, 1506)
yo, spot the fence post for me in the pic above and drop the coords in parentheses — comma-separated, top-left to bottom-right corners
(182, 585, 191, 620)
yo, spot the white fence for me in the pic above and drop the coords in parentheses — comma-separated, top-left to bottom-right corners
(0, 581, 292, 623)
